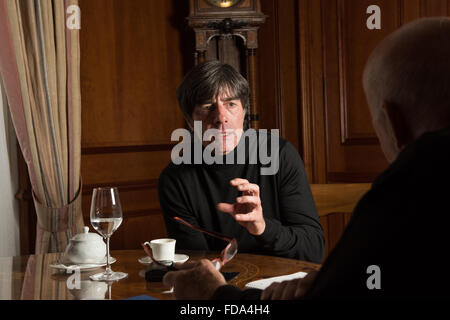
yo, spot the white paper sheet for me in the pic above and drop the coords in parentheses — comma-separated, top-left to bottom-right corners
(244, 271, 308, 290)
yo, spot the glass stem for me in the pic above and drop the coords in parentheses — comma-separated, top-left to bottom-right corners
(105, 236, 112, 275)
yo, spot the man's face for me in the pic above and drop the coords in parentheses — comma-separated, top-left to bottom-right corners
(191, 89, 246, 154)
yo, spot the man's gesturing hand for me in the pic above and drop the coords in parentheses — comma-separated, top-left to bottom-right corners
(217, 178, 266, 236)
(162, 259, 227, 300)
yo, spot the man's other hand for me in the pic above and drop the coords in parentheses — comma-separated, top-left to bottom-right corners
(162, 259, 227, 300)
(260, 271, 318, 300)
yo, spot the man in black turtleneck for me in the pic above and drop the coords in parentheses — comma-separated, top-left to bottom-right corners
(158, 61, 324, 263)
(163, 17, 450, 300)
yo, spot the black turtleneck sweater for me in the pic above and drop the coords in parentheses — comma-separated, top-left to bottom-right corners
(158, 133, 324, 263)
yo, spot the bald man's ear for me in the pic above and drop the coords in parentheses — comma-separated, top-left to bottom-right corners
(382, 101, 413, 149)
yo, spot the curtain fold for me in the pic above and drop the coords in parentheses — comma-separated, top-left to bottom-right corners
(0, 0, 84, 254)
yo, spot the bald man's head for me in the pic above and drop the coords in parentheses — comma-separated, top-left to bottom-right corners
(363, 17, 450, 162)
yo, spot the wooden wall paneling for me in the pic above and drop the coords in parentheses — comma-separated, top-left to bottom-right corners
(258, 0, 300, 150)
(110, 213, 167, 250)
(82, 180, 160, 217)
(320, 212, 355, 261)
(322, 0, 393, 183)
(80, 0, 187, 148)
(79, 0, 193, 249)
(337, 1, 383, 145)
(402, 0, 421, 23)
(420, 0, 449, 16)
(274, 0, 301, 150)
(81, 151, 172, 186)
(297, 0, 450, 185)
(298, 0, 328, 183)
(258, 0, 283, 132)
(312, 183, 371, 260)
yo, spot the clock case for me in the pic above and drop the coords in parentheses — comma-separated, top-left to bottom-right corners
(188, 0, 266, 52)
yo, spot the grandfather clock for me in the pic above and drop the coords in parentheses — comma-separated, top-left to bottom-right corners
(188, 0, 267, 129)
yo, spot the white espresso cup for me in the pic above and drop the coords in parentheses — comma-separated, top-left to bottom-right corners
(147, 238, 176, 262)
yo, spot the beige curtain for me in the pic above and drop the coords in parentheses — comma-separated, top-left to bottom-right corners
(0, 76, 20, 257)
(0, 0, 84, 254)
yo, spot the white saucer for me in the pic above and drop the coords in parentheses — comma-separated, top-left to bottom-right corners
(138, 254, 189, 266)
(49, 256, 116, 272)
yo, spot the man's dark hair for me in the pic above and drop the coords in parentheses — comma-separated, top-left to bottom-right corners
(176, 60, 250, 123)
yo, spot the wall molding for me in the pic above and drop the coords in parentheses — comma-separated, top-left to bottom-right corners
(81, 143, 175, 155)
(82, 179, 158, 195)
(327, 171, 380, 183)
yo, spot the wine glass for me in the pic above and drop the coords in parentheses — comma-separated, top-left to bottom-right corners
(89, 187, 128, 281)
